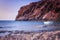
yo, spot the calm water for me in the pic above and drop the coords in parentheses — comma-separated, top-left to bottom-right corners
(0, 21, 60, 36)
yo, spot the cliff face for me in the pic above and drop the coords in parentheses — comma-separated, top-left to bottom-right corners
(16, 0, 60, 21)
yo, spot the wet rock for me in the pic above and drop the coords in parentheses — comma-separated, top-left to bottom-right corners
(0, 30, 60, 40)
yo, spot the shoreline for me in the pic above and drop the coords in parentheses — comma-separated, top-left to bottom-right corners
(0, 30, 60, 40)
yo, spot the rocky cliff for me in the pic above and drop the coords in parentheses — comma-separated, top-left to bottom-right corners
(16, 0, 60, 21)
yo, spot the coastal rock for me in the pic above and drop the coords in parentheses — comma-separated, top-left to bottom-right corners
(16, 0, 60, 21)
(0, 30, 60, 40)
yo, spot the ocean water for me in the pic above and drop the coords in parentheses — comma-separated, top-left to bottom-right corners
(0, 21, 60, 36)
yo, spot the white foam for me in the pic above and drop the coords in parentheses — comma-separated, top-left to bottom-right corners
(44, 21, 53, 25)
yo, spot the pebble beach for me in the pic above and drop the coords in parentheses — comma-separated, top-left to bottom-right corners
(0, 30, 60, 40)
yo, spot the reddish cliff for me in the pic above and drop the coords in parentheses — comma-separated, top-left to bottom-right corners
(16, 0, 60, 21)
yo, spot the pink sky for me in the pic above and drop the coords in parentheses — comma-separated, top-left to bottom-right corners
(0, 0, 40, 20)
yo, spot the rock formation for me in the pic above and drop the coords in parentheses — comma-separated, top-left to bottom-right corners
(16, 0, 60, 21)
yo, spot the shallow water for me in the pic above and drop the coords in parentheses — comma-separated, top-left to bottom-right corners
(0, 21, 60, 36)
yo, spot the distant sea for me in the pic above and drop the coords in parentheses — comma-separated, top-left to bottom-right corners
(0, 20, 60, 36)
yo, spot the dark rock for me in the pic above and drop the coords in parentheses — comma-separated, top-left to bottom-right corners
(16, 0, 60, 21)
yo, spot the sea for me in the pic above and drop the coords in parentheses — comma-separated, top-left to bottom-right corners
(0, 21, 60, 36)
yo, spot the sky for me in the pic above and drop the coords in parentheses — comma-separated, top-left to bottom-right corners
(0, 0, 40, 20)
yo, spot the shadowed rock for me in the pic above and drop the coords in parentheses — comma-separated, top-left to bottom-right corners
(16, 0, 60, 21)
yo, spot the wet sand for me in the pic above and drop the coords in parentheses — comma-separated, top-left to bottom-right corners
(0, 30, 60, 40)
